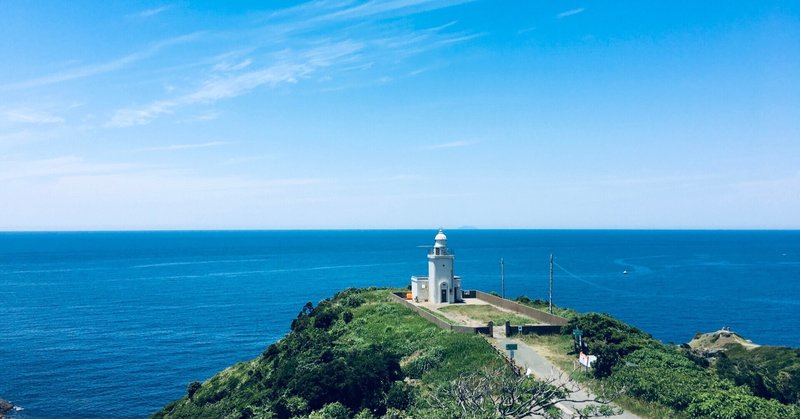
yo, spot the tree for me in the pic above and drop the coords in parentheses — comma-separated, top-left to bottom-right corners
(187, 381, 202, 400)
(429, 367, 621, 418)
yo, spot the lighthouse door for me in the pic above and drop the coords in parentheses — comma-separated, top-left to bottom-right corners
(440, 288, 447, 303)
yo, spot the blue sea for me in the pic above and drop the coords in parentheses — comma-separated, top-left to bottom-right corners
(1, 230, 799, 418)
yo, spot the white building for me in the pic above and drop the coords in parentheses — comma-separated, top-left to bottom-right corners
(410, 229, 462, 304)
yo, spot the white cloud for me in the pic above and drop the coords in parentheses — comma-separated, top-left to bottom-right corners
(135, 141, 228, 152)
(0, 33, 202, 91)
(130, 5, 173, 18)
(2, 109, 64, 124)
(420, 140, 478, 150)
(557, 8, 585, 18)
(213, 58, 253, 72)
(107, 41, 363, 127)
(0, 156, 135, 181)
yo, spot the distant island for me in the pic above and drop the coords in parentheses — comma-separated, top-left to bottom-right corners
(153, 288, 799, 419)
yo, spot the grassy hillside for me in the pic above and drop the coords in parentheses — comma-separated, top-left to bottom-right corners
(561, 314, 800, 418)
(152, 288, 507, 418)
(153, 289, 799, 419)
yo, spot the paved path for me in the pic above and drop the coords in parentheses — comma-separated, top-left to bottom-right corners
(491, 336, 640, 419)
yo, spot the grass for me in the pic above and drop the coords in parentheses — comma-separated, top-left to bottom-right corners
(154, 288, 510, 418)
(416, 305, 457, 325)
(439, 304, 538, 326)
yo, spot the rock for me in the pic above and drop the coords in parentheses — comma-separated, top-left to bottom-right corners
(0, 399, 16, 416)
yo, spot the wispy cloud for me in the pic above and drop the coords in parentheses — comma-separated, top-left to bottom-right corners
(272, 0, 475, 24)
(213, 58, 253, 72)
(2, 108, 64, 124)
(130, 5, 173, 18)
(557, 8, 585, 18)
(420, 140, 478, 150)
(220, 154, 276, 166)
(107, 41, 363, 127)
(135, 141, 228, 152)
(0, 33, 202, 91)
(0, 155, 135, 182)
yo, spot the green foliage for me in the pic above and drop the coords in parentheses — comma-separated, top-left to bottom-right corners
(716, 345, 800, 404)
(686, 385, 797, 419)
(384, 382, 414, 411)
(306, 402, 352, 419)
(564, 313, 657, 378)
(612, 347, 727, 410)
(402, 346, 445, 379)
(612, 347, 800, 418)
(186, 381, 201, 399)
(353, 408, 375, 419)
(153, 289, 506, 419)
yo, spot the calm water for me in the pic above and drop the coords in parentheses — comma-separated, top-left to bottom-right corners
(1, 230, 799, 417)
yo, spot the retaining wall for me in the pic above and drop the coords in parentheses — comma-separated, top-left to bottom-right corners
(475, 291, 568, 326)
(504, 322, 563, 336)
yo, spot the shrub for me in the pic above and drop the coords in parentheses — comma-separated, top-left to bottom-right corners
(187, 381, 202, 399)
(564, 313, 657, 378)
(307, 402, 352, 419)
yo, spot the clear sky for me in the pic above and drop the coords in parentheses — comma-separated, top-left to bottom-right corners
(1, 1, 798, 230)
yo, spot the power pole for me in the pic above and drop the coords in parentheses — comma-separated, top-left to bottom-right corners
(500, 257, 505, 299)
(549, 254, 554, 314)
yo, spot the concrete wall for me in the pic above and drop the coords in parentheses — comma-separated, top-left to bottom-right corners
(389, 292, 492, 337)
(504, 321, 563, 336)
(475, 291, 568, 326)
(461, 290, 477, 298)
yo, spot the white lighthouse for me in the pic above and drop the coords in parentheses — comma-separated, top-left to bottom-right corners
(410, 229, 462, 304)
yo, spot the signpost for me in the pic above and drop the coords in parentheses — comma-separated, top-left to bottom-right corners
(572, 328, 583, 347)
(506, 343, 517, 361)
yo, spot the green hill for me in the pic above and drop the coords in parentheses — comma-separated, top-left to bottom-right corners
(152, 288, 507, 418)
(153, 289, 800, 419)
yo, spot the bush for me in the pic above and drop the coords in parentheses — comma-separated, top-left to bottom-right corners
(385, 382, 414, 410)
(716, 345, 800, 404)
(187, 381, 202, 399)
(686, 386, 796, 419)
(564, 313, 657, 378)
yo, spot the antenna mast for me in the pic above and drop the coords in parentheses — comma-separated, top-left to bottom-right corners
(549, 254, 554, 314)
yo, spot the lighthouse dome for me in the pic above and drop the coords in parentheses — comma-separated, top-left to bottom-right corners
(434, 229, 447, 241)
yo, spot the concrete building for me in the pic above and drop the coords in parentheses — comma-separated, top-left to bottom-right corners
(410, 229, 462, 303)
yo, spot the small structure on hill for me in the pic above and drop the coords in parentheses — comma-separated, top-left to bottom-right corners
(410, 229, 462, 304)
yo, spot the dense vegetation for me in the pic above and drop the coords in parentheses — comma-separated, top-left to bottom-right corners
(562, 313, 800, 418)
(153, 288, 509, 418)
(716, 345, 800, 405)
(154, 288, 799, 418)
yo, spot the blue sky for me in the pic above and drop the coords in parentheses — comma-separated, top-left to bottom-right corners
(1, 1, 798, 230)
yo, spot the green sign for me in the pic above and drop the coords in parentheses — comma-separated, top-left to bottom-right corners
(573, 329, 583, 337)
(505, 343, 518, 351)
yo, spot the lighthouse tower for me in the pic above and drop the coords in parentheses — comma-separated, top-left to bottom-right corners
(410, 229, 462, 303)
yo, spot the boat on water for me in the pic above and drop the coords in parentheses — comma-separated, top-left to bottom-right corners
(623, 270, 629, 275)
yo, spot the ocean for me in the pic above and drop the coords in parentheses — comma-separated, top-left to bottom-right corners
(1, 230, 798, 417)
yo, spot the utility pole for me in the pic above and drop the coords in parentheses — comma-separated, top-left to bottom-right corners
(500, 257, 505, 299)
(549, 254, 554, 314)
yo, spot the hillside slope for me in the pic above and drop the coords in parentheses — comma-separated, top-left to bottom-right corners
(152, 288, 507, 418)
